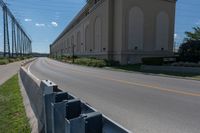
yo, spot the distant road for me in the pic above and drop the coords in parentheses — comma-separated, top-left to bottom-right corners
(29, 57, 200, 133)
(0, 61, 22, 85)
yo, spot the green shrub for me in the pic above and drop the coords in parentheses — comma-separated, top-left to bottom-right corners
(179, 40, 200, 63)
(104, 59, 120, 66)
(0, 59, 9, 65)
(142, 57, 164, 65)
(19, 57, 26, 60)
(74, 58, 106, 67)
(0, 57, 5, 60)
(8, 58, 15, 63)
(16, 58, 21, 61)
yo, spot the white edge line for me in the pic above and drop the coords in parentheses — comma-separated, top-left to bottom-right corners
(27, 60, 40, 81)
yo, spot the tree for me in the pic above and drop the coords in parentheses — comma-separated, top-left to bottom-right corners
(178, 26, 200, 62)
(178, 40, 200, 63)
(184, 26, 200, 41)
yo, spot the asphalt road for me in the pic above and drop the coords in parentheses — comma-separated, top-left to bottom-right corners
(29, 58, 200, 133)
(0, 61, 22, 85)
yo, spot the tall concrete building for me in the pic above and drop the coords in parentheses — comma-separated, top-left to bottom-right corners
(50, 0, 176, 64)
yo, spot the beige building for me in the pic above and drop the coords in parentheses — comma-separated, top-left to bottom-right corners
(50, 0, 176, 64)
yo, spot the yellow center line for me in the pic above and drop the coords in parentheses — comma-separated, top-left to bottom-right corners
(46, 59, 200, 97)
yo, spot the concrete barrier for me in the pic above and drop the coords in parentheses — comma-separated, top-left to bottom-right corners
(19, 67, 131, 133)
(19, 68, 45, 132)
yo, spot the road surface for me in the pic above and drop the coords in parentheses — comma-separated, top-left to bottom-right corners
(29, 58, 200, 133)
(0, 61, 22, 85)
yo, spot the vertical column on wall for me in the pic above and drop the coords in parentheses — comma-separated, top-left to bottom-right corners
(94, 17, 102, 53)
(71, 35, 75, 63)
(128, 7, 144, 51)
(156, 12, 169, 51)
(77, 31, 81, 54)
(12, 18, 17, 57)
(107, 0, 114, 59)
(3, 6, 10, 57)
(85, 25, 89, 52)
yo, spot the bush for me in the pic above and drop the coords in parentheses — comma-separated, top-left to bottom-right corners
(74, 58, 106, 67)
(0, 59, 9, 65)
(19, 57, 26, 60)
(171, 62, 200, 67)
(8, 58, 15, 63)
(179, 40, 200, 63)
(104, 59, 120, 66)
(16, 58, 21, 61)
(142, 57, 164, 65)
(0, 57, 5, 60)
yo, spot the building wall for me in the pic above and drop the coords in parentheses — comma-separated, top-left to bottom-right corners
(51, 0, 110, 59)
(50, 0, 176, 64)
(113, 0, 176, 64)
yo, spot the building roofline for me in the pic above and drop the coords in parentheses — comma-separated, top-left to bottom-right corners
(51, 3, 90, 46)
(51, 0, 177, 47)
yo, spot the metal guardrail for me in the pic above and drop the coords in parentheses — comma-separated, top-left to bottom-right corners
(20, 68, 131, 133)
(41, 80, 131, 133)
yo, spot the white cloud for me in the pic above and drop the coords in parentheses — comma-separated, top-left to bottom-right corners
(24, 18, 32, 22)
(174, 33, 178, 39)
(51, 21, 58, 27)
(35, 23, 45, 27)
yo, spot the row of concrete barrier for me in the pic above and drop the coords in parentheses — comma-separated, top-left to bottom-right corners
(20, 67, 131, 133)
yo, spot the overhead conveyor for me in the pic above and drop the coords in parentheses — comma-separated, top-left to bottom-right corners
(0, 0, 32, 57)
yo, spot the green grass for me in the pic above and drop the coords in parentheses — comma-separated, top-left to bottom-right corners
(111, 64, 200, 80)
(0, 56, 33, 65)
(0, 59, 9, 65)
(0, 74, 31, 133)
(52, 56, 200, 80)
(74, 58, 106, 67)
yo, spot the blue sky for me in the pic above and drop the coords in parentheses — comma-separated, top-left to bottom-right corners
(0, 0, 199, 53)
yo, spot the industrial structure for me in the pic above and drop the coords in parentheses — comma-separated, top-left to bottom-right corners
(0, 0, 32, 57)
(50, 0, 176, 64)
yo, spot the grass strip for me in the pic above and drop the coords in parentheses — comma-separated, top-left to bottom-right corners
(0, 74, 31, 132)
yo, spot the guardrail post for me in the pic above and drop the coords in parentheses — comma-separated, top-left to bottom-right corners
(65, 111, 102, 133)
(40, 80, 57, 133)
(83, 112, 103, 133)
(52, 92, 74, 133)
